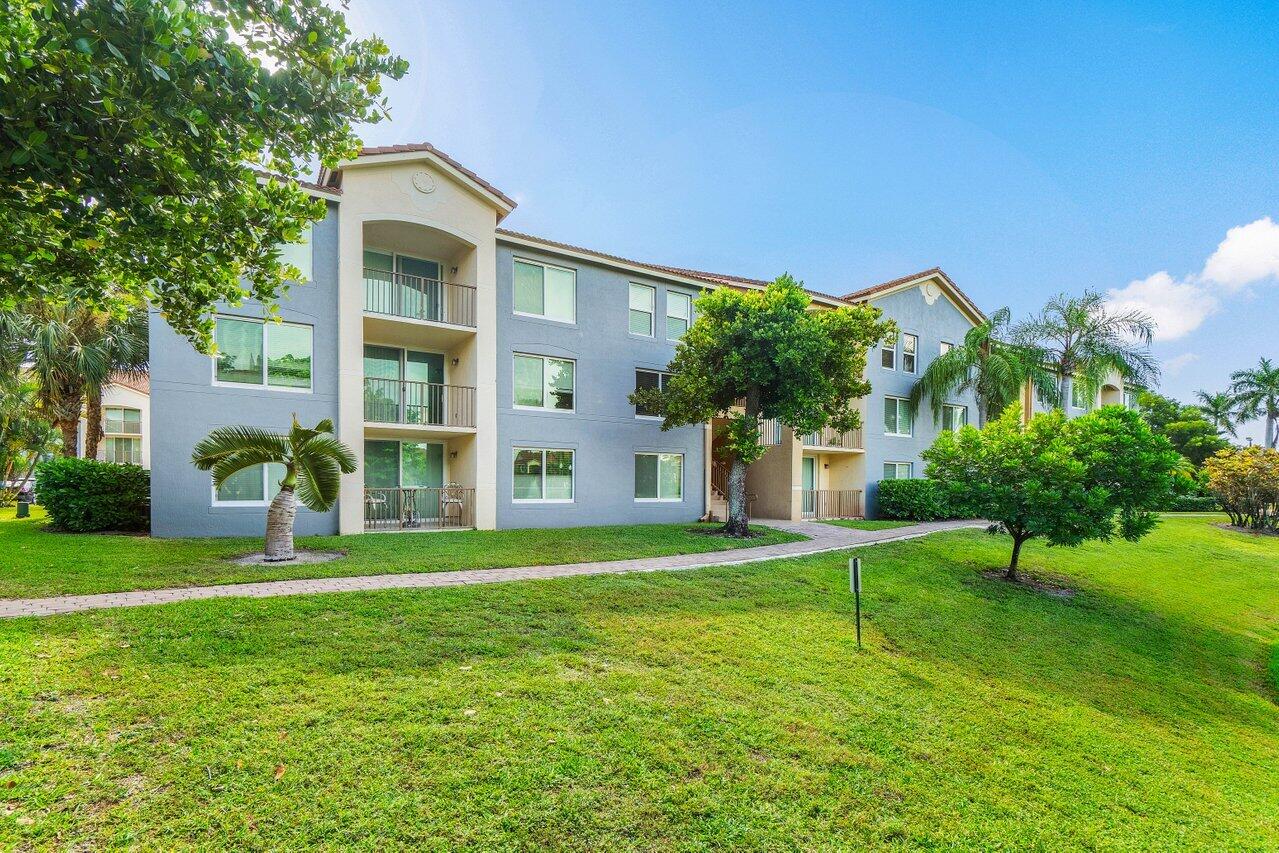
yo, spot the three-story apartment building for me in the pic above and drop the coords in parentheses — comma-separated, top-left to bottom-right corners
(149, 143, 993, 536)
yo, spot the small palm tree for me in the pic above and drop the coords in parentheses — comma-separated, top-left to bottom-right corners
(1195, 390, 1240, 438)
(1230, 357, 1279, 449)
(910, 307, 1055, 426)
(192, 417, 357, 561)
(1014, 291, 1160, 412)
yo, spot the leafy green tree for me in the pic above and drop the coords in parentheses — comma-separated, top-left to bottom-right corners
(631, 275, 895, 537)
(923, 406, 1178, 578)
(0, 301, 148, 456)
(192, 416, 356, 561)
(1014, 291, 1160, 412)
(1230, 357, 1279, 449)
(909, 306, 1055, 426)
(0, 375, 58, 501)
(1134, 390, 1230, 468)
(1, 0, 407, 348)
(1203, 446, 1279, 531)
(1195, 390, 1241, 438)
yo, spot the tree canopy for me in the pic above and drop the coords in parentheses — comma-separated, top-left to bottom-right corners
(0, 0, 407, 348)
(1136, 390, 1232, 467)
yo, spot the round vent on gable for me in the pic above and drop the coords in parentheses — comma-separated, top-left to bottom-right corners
(411, 171, 437, 194)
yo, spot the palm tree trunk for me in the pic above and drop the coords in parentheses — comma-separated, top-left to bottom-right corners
(1059, 373, 1072, 413)
(83, 384, 103, 460)
(724, 454, 750, 537)
(264, 485, 298, 561)
(59, 420, 79, 457)
(1267, 413, 1277, 449)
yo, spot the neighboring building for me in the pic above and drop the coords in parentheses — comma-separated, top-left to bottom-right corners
(78, 373, 151, 468)
(145, 142, 1009, 536)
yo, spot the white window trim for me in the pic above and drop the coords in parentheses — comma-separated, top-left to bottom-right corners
(629, 283, 656, 337)
(942, 403, 968, 432)
(512, 447, 576, 504)
(513, 257, 578, 325)
(666, 290, 692, 340)
(210, 316, 315, 393)
(634, 368, 669, 420)
(634, 452, 684, 502)
(902, 333, 918, 375)
(881, 339, 897, 371)
(104, 406, 143, 437)
(211, 463, 284, 508)
(940, 340, 953, 355)
(884, 396, 913, 437)
(883, 461, 913, 480)
(513, 353, 577, 414)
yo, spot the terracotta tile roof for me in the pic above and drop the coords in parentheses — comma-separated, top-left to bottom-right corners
(108, 371, 149, 395)
(254, 169, 342, 197)
(495, 228, 847, 304)
(843, 267, 986, 323)
(355, 142, 516, 210)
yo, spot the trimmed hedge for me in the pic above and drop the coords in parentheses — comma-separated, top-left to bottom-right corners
(877, 478, 953, 521)
(35, 457, 150, 532)
(1163, 495, 1221, 512)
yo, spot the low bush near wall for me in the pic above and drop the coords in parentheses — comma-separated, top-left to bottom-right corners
(877, 478, 953, 521)
(35, 457, 150, 533)
(1163, 495, 1222, 512)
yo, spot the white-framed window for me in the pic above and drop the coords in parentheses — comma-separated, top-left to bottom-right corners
(213, 317, 313, 392)
(882, 461, 913, 480)
(103, 436, 142, 465)
(104, 406, 141, 436)
(213, 462, 288, 506)
(667, 291, 692, 339)
(629, 283, 655, 336)
(634, 369, 671, 418)
(512, 448, 575, 502)
(102, 405, 143, 465)
(1071, 379, 1091, 410)
(942, 404, 968, 432)
(513, 353, 575, 412)
(1124, 387, 1140, 409)
(884, 396, 913, 437)
(635, 452, 683, 501)
(881, 338, 896, 370)
(902, 333, 918, 374)
(940, 340, 953, 355)
(278, 222, 313, 282)
(514, 258, 576, 323)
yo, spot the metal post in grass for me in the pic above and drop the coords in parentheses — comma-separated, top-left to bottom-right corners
(849, 556, 862, 650)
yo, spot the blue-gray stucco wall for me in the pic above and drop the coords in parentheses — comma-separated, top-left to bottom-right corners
(862, 286, 981, 519)
(495, 242, 706, 528)
(148, 201, 341, 538)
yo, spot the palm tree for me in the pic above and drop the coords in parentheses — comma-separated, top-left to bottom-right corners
(1195, 390, 1240, 438)
(1014, 291, 1160, 412)
(910, 307, 1056, 426)
(0, 302, 148, 457)
(192, 417, 357, 561)
(1230, 357, 1279, 449)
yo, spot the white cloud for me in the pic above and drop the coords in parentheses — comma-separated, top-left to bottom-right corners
(1201, 216, 1279, 291)
(1162, 352, 1200, 376)
(1105, 271, 1218, 341)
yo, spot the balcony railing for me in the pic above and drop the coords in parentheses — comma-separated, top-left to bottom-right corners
(364, 378, 476, 428)
(801, 426, 864, 450)
(364, 486, 475, 531)
(363, 268, 477, 328)
(800, 489, 864, 520)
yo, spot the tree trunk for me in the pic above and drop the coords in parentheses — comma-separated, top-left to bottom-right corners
(59, 420, 79, 457)
(264, 485, 298, 561)
(1006, 534, 1026, 581)
(1267, 413, 1277, 449)
(1058, 372, 1072, 413)
(723, 454, 750, 537)
(83, 384, 103, 460)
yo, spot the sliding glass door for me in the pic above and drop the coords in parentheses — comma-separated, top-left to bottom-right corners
(363, 345, 446, 424)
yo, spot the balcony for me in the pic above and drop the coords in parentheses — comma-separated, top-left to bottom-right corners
(364, 486, 475, 531)
(364, 377, 476, 433)
(363, 268, 477, 329)
(801, 426, 863, 451)
(800, 489, 864, 520)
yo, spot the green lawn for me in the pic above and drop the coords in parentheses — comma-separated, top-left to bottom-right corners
(2, 516, 1277, 848)
(0, 507, 802, 598)
(819, 518, 917, 531)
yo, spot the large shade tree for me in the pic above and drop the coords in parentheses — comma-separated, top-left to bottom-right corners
(909, 306, 1055, 427)
(631, 275, 895, 537)
(1014, 291, 1160, 412)
(1, 0, 407, 348)
(1230, 357, 1279, 449)
(192, 416, 356, 561)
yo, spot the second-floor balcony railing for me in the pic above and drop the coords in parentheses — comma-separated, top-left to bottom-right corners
(801, 426, 864, 450)
(364, 378, 476, 428)
(364, 268, 477, 328)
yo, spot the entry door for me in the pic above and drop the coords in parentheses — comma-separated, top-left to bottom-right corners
(802, 456, 816, 516)
(404, 351, 446, 424)
(397, 255, 443, 321)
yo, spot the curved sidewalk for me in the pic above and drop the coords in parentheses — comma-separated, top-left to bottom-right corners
(0, 519, 982, 620)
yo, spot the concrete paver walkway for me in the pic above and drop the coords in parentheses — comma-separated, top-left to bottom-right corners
(0, 519, 983, 619)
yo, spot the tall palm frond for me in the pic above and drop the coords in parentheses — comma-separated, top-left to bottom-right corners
(1195, 390, 1240, 437)
(1230, 357, 1279, 448)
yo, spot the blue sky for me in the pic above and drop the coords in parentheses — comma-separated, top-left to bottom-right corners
(346, 0, 1279, 442)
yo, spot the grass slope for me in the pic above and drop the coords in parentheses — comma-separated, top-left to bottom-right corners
(1, 516, 1276, 848)
(0, 508, 801, 598)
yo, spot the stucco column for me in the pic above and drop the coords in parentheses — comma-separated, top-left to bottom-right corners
(337, 209, 367, 534)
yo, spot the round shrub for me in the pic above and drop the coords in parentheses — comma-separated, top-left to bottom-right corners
(877, 478, 953, 521)
(35, 457, 150, 532)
